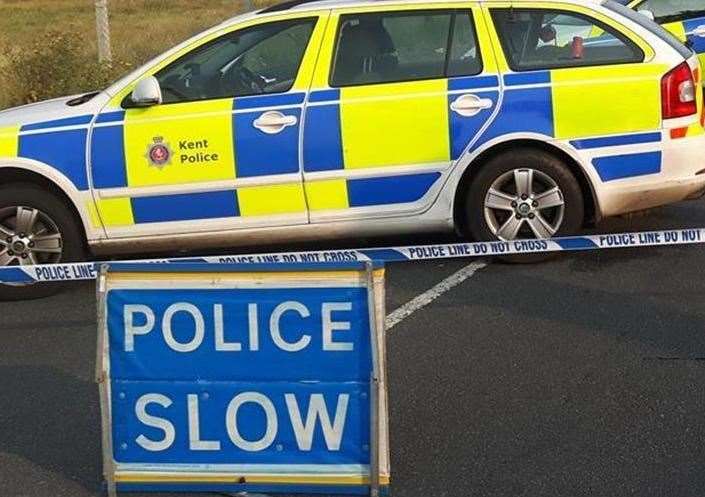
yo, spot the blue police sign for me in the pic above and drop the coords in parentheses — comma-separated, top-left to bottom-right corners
(96, 263, 389, 496)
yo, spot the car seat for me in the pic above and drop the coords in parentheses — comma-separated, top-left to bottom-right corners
(333, 19, 398, 85)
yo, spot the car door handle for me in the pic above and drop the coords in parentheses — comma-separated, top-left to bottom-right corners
(450, 94, 493, 117)
(692, 25, 705, 38)
(253, 111, 298, 134)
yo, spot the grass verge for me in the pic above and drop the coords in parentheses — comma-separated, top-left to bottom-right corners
(0, 0, 275, 109)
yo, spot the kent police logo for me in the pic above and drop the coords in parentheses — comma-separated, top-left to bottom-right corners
(146, 137, 172, 169)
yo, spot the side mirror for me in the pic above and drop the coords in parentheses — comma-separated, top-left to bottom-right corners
(129, 76, 162, 107)
(638, 9, 655, 21)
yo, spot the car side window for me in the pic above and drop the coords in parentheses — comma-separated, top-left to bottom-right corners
(491, 9, 644, 72)
(154, 18, 316, 104)
(330, 10, 483, 87)
(448, 12, 483, 77)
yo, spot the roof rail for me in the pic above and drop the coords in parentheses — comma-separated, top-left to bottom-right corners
(258, 0, 324, 14)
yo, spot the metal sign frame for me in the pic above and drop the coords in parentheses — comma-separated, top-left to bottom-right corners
(96, 262, 389, 496)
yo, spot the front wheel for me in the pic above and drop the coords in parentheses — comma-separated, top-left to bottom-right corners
(465, 148, 584, 259)
(0, 184, 85, 301)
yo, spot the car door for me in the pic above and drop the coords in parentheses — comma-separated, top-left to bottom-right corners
(301, 5, 501, 222)
(89, 13, 327, 238)
(630, 0, 705, 70)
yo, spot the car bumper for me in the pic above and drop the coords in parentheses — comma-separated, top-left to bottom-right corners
(597, 132, 705, 218)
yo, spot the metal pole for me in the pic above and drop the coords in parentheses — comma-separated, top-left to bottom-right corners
(96, 264, 117, 497)
(365, 262, 381, 497)
(95, 0, 113, 63)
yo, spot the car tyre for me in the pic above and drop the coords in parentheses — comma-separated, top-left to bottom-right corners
(0, 184, 86, 301)
(465, 148, 584, 262)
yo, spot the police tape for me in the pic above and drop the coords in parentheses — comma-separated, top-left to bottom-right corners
(0, 227, 703, 285)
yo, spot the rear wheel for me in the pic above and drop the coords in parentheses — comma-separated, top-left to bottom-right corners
(0, 184, 85, 301)
(465, 148, 584, 261)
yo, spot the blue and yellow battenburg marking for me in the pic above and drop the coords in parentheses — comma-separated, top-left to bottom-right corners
(0, 62, 672, 230)
(90, 92, 309, 227)
(302, 75, 501, 209)
(299, 5, 500, 211)
(481, 2, 673, 182)
(1, 1, 701, 229)
(0, 117, 91, 191)
(474, 66, 667, 182)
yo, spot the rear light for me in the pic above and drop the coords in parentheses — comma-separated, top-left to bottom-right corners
(662, 62, 697, 119)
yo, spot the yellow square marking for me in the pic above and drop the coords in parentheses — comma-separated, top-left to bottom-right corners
(551, 65, 666, 139)
(238, 183, 306, 217)
(312, 13, 340, 88)
(87, 200, 102, 229)
(663, 21, 687, 42)
(340, 80, 450, 169)
(686, 124, 705, 137)
(471, 7, 498, 73)
(124, 99, 236, 188)
(305, 179, 349, 210)
(95, 198, 134, 227)
(0, 125, 19, 157)
(290, 12, 329, 91)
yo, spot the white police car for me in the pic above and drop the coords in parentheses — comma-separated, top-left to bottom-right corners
(1, 0, 704, 299)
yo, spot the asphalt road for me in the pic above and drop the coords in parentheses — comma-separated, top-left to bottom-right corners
(2, 200, 705, 497)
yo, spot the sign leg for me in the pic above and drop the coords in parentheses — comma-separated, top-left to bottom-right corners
(366, 262, 381, 497)
(96, 265, 117, 497)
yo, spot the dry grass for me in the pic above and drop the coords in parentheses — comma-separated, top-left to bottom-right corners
(0, 0, 277, 109)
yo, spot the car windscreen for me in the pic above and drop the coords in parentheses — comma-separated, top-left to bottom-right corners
(636, 0, 705, 25)
(604, 0, 694, 60)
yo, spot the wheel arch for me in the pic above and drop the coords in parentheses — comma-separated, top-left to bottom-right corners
(452, 138, 599, 236)
(0, 161, 94, 247)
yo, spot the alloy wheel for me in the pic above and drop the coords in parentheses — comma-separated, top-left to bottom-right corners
(483, 168, 565, 241)
(0, 206, 64, 267)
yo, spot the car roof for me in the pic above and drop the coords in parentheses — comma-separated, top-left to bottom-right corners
(260, 0, 605, 14)
(219, 0, 607, 28)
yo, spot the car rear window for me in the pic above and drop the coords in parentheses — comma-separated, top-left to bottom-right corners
(604, 0, 694, 59)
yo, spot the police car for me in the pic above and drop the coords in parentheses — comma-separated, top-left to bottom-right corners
(619, 0, 705, 72)
(0, 0, 704, 299)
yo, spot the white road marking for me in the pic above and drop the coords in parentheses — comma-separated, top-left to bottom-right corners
(385, 261, 488, 331)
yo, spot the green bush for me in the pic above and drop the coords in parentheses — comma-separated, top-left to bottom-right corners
(0, 30, 130, 108)
(0, 1, 281, 110)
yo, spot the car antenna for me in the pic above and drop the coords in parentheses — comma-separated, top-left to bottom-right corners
(258, 0, 323, 14)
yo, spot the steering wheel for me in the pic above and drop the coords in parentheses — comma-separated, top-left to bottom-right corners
(232, 65, 266, 95)
(161, 85, 189, 101)
(158, 74, 191, 102)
